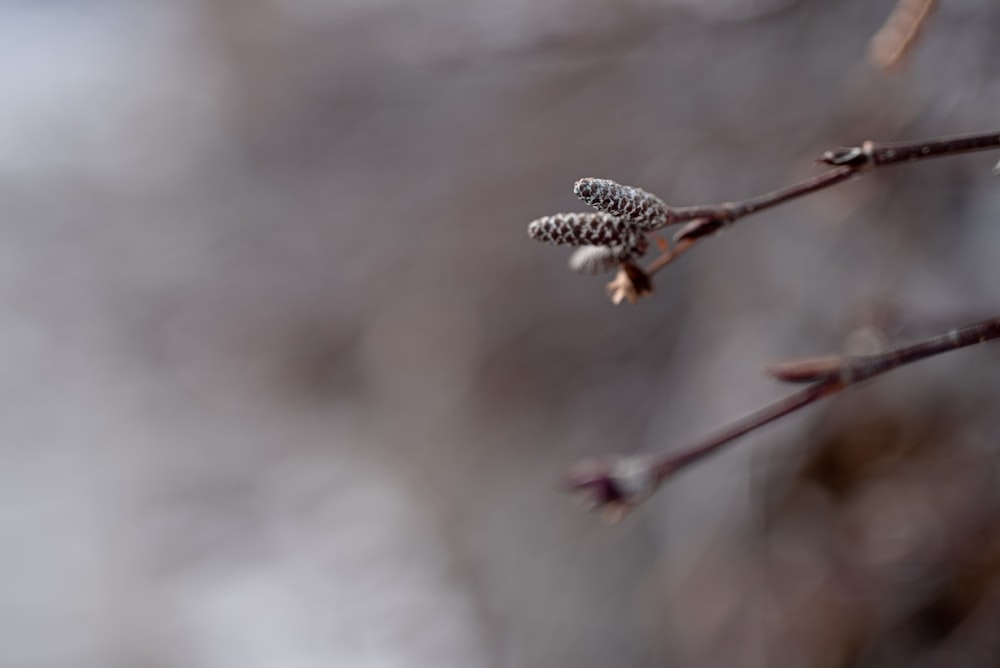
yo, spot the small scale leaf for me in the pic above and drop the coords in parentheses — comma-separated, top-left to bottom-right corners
(606, 263, 653, 305)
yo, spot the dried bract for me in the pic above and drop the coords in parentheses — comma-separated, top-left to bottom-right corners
(606, 263, 653, 305)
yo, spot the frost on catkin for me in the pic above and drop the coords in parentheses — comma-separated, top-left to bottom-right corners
(574, 178, 672, 231)
(527, 212, 635, 247)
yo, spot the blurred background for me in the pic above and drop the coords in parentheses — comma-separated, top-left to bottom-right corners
(2, 1, 1000, 666)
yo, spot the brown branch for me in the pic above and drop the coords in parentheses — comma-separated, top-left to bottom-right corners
(528, 130, 1000, 299)
(635, 130, 1000, 279)
(821, 131, 1000, 168)
(525, 133, 1000, 519)
(567, 315, 1000, 522)
(663, 165, 856, 224)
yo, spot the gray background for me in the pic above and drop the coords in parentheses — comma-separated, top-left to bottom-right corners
(3, 1, 1000, 666)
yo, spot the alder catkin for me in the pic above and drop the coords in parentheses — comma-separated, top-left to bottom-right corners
(568, 245, 621, 274)
(567, 234, 648, 275)
(574, 178, 672, 231)
(527, 212, 635, 247)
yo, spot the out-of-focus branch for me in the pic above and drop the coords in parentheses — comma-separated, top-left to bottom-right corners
(566, 316, 1000, 523)
(869, 0, 938, 71)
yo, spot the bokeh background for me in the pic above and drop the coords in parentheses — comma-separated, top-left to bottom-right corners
(3, 1, 1000, 666)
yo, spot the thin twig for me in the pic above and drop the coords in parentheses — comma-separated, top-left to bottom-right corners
(821, 131, 1000, 168)
(636, 130, 1000, 277)
(664, 166, 856, 224)
(567, 315, 1000, 521)
(526, 133, 1000, 516)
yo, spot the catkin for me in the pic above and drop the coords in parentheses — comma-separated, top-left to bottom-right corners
(527, 212, 635, 247)
(568, 234, 648, 275)
(574, 178, 672, 231)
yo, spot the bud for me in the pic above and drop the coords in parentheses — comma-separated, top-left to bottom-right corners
(574, 178, 673, 231)
(820, 146, 868, 167)
(564, 456, 658, 523)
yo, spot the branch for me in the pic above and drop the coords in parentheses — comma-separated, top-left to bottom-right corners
(527, 130, 1000, 301)
(566, 316, 1000, 523)
(641, 130, 1000, 278)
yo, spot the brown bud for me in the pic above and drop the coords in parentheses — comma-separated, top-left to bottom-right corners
(819, 146, 869, 167)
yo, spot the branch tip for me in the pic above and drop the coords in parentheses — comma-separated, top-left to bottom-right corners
(565, 456, 659, 522)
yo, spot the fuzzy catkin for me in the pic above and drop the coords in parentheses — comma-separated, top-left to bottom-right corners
(527, 212, 636, 247)
(574, 178, 672, 231)
(567, 243, 635, 275)
(568, 246, 621, 274)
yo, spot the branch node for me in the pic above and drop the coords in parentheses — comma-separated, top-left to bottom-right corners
(819, 146, 870, 168)
(673, 217, 727, 244)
